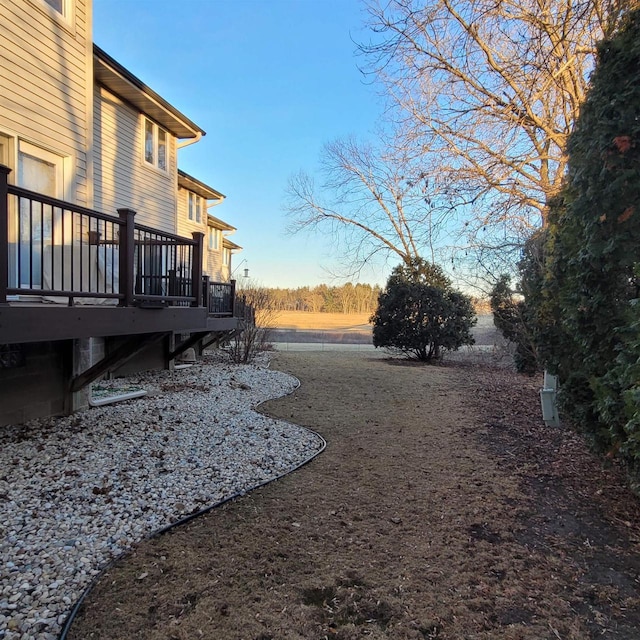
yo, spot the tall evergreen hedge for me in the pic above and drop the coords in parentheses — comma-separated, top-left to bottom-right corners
(540, 9, 640, 469)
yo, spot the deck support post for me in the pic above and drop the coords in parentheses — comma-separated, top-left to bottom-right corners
(0, 165, 11, 305)
(191, 232, 204, 307)
(117, 208, 136, 307)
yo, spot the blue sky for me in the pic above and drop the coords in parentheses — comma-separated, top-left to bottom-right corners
(93, 0, 388, 288)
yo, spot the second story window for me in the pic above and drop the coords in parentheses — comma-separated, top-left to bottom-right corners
(188, 192, 202, 223)
(223, 248, 230, 266)
(208, 228, 221, 250)
(44, 0, 63, 12)
(143, 118, 168, 172)
(33, 0, 74, 26)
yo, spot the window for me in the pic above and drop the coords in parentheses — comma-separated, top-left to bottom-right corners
(158, 129, 167, 171)
(15, 141, 65, 288)
(44, 0, 63, 12)
(208, 227, 221, 250)
(0, 134, 10, 168)
(188, 192, 203, 223)
(34, 0, 74, 26)
(223, 248, 230, 266)
(144, 119, 154, 164)
(143, 117, 168, 172)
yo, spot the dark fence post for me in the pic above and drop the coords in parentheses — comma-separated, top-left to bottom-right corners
(117, 208, 136, 307)
(0, 165, 11, 304)
(191, 232, 204, 307)
(168, 269, 177, 297)
(202, 275, 210, 313)
(230, 279, 237, 316)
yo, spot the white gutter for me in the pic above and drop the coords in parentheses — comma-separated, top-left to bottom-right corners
(177, 131, 203, 149)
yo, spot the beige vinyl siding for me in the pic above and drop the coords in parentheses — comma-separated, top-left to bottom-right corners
(0, 0, 90, 204)
(93, 86, 177, 231)
(206, 227, 225, 281)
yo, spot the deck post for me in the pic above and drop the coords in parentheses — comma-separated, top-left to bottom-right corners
(0, 165, 11, 305)
(117, 208, 136, 307)
(191, 232, 204, 307)
(230, 279, 237, 316)
(202, 275, 210, 313)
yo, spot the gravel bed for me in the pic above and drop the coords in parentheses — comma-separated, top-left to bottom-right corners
(0, 353, 323, 640)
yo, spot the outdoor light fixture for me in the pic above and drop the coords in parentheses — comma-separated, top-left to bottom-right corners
(231, 259, 249, 279)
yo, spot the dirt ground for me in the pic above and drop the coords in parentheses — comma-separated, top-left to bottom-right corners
(67, 351, 640, 640)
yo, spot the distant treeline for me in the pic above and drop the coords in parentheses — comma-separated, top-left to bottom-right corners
(261, 284, 383, 314)
(247, 283, 491, 315)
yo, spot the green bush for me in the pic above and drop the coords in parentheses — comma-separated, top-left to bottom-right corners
(371, 258, 476, 361)
(535, 9, 640, 462)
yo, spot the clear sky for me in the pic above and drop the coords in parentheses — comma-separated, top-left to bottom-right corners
(93, 0, 388, 289)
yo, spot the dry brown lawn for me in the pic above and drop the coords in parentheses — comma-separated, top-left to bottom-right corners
(273, 311, 371, 332)
(67, 351, 640, 640)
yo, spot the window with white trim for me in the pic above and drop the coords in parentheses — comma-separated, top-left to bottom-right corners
(188, 192, 203, 223)
(143, 117, 168, 172)
(223, 248, 230, 266)
(33, 0, 74, 27)
(44, 0, 64, 12)
(208, 227, 221, 251)
(208, 227, 222, 250)
(0, 134, 10, 168)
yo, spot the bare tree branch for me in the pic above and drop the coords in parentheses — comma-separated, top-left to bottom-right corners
(286, 0, 631, 284)
(359, 0, 629, 270)
(285, 136, 450, 273)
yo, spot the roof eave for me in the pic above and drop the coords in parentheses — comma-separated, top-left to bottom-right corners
(178, 169, 225, 201)
(223, 238, 242, 251)
(93, 44, 205, 139)
(207, 213, 236, 232)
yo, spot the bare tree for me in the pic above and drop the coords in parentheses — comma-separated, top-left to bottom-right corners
(360, 0, 629, 276)
(288, 0, 629, 286)
(286, 135, 453, 275)
(227, 283, 280, 364)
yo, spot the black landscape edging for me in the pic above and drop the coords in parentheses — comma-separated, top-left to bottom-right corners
(58, 377, 325, 640)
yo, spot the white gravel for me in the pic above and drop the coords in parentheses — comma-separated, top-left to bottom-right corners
(0, 353, 324, 640)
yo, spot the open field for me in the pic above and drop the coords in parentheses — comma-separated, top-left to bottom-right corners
(270, 311, 500, 347)
(272, 311, 372, 331)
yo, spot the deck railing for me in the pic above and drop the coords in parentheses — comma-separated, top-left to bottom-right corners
(202, 277, 255, 324)
(0, 164, 215, 310)
(203, 276, 234, 315)
(0, 164, 252, 325)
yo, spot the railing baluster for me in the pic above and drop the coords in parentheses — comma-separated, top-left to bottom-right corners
(16, 197, 22, 290)
(60, 207, 65, 291)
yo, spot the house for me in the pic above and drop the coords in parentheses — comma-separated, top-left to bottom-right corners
(176, 168, 243, 283)
(0, 0, 248, 426)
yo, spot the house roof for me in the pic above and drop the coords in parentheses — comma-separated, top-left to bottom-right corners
(93, 45, 205, 139)
(207, 214, 236, 232)
(178, 169, 225, 201)
(223, 237, 242, 251)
